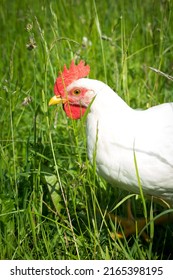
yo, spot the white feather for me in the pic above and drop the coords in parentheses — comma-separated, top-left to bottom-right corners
(69, 78, 173, 205)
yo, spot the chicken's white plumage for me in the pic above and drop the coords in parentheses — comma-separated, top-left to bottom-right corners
(70, 78, 173, 205)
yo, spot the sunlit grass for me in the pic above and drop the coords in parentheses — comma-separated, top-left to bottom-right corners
(0, 0, 173, 260)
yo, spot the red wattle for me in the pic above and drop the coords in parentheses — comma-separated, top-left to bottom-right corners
(63, 104, 86, 119)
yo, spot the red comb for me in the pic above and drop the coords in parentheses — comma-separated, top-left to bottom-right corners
(54, 60, 90, 96)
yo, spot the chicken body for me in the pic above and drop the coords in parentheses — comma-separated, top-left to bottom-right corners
(65, 78, 173, 205)
(49, 59, 173, 207)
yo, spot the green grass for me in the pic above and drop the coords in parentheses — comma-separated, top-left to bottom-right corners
(0, 0, 173, 260)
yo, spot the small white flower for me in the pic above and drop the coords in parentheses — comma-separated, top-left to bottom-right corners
(82, 36, 92, 48)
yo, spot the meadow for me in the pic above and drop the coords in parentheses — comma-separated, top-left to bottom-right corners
(0, 0, 173, 260)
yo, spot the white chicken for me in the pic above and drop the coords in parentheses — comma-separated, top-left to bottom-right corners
(49, 60, 173, 236)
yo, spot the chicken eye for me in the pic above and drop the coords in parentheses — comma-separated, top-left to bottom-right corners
(73, 89, 81, 95)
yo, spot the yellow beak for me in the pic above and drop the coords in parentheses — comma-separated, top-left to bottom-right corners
(49, 95, 67, 106)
